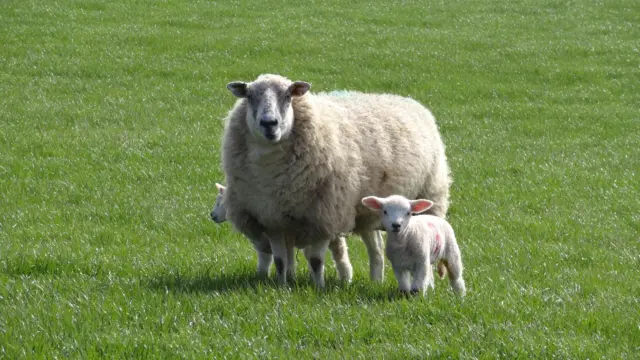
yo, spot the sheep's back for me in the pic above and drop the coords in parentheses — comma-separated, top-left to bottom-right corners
(323, 93, 446, 232)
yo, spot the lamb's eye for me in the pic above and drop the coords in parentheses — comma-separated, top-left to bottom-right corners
(383, 210, 387, 215)
(407, 212, 410, 216)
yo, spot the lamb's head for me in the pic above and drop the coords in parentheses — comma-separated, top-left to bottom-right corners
(210, 183, 227, 224)
(362, 195, 433, 233)
(227, 74, 311, 144)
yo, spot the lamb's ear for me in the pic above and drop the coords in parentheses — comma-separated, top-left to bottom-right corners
(410, 199, 433, 214)
(227, 82, 248, 98)
(362, 196, 383, 210)
(288, 81, 311, 97)
(215, 183, 226, 194)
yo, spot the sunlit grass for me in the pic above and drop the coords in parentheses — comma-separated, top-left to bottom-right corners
(0, 0, 638, 358)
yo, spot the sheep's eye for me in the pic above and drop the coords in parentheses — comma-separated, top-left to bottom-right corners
(383, 210, 387, 215)
(407, 212, 410, 216)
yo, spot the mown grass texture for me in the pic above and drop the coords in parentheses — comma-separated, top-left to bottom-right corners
(0, 0, 638, 358)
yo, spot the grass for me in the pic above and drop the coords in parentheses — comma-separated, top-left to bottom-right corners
(0, 0, 638, 358)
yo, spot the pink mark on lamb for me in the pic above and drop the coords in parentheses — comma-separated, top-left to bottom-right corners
(428, 223, 441, 256)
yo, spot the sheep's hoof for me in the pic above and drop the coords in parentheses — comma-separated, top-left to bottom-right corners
(276, 275, 287, 285)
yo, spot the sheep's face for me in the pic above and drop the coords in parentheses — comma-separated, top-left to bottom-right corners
(227, 75, 310, 144)
(210, 183, 227, 224)
(362, 195, 433, 234)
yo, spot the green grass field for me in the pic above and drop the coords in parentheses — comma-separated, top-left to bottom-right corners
(1, 0, 638, 358)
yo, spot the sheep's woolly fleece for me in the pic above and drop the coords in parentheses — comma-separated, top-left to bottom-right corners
(221, 73, 451, 250)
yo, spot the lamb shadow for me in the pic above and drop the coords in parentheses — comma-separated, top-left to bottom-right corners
(320, 280, 431, 303)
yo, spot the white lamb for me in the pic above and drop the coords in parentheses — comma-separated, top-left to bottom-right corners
(221, 74, 451, 287)
(210, 183, 353, 283)
(362, 195, 466, 297)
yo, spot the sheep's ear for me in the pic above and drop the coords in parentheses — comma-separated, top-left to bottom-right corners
(288, 81, 311, 97)
(410, 200, 433, 214)
(362, 196, 383, 210)
(227, 82, 248, 98)
(215, 183, 226, 194)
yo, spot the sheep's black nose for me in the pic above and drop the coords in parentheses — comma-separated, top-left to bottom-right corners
(391, 223, 401, 231)
(210, 212, 216, 221)
(260, 119, 278, 127)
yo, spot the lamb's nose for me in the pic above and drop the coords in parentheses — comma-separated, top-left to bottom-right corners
(391, 223, 401, 231)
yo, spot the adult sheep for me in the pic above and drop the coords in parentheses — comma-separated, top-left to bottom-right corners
(221, 74, 451, 287)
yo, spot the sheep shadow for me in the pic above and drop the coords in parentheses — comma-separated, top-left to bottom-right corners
(144, 268, 432, 303)
(144, 269, 275, 294)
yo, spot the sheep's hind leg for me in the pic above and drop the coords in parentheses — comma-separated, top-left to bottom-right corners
(358, 230, 385, 282)
(304, 240, 330, 288)
(328, 235, 353, 283)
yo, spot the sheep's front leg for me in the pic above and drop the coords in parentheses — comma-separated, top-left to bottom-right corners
(304, 240, 330, 288)
(411, 260, 432, 296)
(266, 233, 289, 285)
(256, 249, 273, 278)
(359, 230, 385, 282)
(250, 234, 273, 278)
(286, 244, 296, 280)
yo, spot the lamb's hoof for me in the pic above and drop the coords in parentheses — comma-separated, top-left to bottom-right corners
(410, 288, 421, 296)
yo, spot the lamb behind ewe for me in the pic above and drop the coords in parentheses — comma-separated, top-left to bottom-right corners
(221, 74, 451, 287)
(210, 183, 353, 283)
(362, 195, 466, 297)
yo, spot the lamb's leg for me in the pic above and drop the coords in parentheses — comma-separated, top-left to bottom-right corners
(358, 230, 385, 282)
(411, 260, 432, 296)
(226, 207, 273, 278)
(445, 238, 466, 297)
(303, 239, 330, 288)
(328, 235, 353, 283)
(392, 264, 411, 293)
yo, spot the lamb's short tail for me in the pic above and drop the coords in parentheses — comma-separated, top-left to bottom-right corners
(437, 261, 447, 279)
